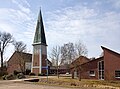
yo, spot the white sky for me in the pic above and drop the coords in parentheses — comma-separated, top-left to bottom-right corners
(0, 0, 120, 61)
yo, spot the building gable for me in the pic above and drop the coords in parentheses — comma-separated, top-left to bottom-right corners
(70, 56, 90, 69)
(102, 46, 120, 80)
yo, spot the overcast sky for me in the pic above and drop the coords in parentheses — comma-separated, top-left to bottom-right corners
(0, 0, 120, 61)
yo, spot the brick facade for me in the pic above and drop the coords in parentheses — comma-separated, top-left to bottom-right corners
(7, 51, 32, 74)
(70, 56, 90, 79)
(71, 46, 120, 81)
(103, 47, 120, 80)
(7, 51, 52, 75)
(33, 54, 40, 66)
(80, 57, 103, 79)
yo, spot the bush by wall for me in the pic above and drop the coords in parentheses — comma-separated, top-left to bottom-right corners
(29, 72, 36, 76)
(13, 70, 20, 75)
(5, 74, 15, 80)
(17, 73, 26, 79)
(38, 73, 46, 76)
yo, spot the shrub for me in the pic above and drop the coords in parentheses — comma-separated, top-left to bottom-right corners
(6, 74, 15, 80)
(38, 73, 46, 76)
(2, 75, 6, 80)
(0, 71, 8, 77)
(14, 70, 20, 75)
(17, 73, 26, 79)
(29, 72, 36, 76)
(38, 73, 41, 76)
(25, 69, 31, 75)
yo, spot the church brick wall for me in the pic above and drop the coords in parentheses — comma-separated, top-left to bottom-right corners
(103, 48, 120, 80)
(33, 54, 40, 66)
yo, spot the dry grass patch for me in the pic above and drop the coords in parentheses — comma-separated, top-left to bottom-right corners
(35, 76, 120, 88)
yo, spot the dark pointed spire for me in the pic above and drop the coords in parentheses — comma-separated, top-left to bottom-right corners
(33, 9, 47, 45)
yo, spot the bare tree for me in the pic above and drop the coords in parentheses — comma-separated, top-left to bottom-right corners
(13, 41, 27, 73)
(61, 42, 75, 65)
(0, 32, 13, 68)
(50, 46, 61, 78)
(75, 40, 88, 58)
(13, 41, 26, 52)
(69, 41, 88, 81)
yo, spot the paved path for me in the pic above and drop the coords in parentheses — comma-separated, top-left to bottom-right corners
(0, 80, 97, 89)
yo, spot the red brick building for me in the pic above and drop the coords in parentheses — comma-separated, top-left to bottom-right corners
(71, 46, 120, 80)
(70, 56, 90, 79)
(7, 51, 68, 75)
(7, 51, 32, 74)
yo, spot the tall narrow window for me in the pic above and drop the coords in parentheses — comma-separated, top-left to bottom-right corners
(98, 60, 104, 80)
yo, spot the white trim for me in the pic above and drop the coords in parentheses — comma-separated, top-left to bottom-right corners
(90, 74, 95, 76)
(39, 46, 42, 74)
(115, 77, 120, 78)
(31, 47, 34, 72)
(89, 71, 95, 76)
(32, 66, 40, 68)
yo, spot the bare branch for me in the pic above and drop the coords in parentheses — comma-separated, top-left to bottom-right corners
(0, 32, 13, 68)
(13, 41, 26, 52)
(75, 40, 88, 57)
(12, 41, 27, 73)
(61, 42, 76, 65)
(50, 46, 61, 66)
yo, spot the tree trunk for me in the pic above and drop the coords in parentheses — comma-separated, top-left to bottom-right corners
(79, 71, 81, 81)
(72, 70, 74, 79)
(79, 66, 81, 81)
(1, 52, 3, 68)
(57, 66, 59, 78)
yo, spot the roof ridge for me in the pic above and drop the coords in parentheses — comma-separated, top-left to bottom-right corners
(101, 46, 120, 56)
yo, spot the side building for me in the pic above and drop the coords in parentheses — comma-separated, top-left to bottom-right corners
(71, 46, 120, 80)
(7, 51, 32, 74)
(7, 51, 52, 75)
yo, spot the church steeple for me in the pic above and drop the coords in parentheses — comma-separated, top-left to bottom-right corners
(33, 9, 47, 45)
(31, 9, 47, 75)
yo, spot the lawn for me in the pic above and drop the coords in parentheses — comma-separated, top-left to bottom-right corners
(35, 76, 120, 89)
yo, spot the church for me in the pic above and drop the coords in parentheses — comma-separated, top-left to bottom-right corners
(7, 9, 120, 81)
(7, 9, 68, 75)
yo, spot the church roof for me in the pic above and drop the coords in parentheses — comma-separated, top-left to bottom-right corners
(33, 9, 47, 45)
(101, 46, 120, 56)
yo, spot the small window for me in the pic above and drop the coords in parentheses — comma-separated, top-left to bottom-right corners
(89, 71, 95, 76)
(115, 70, 120, 78)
